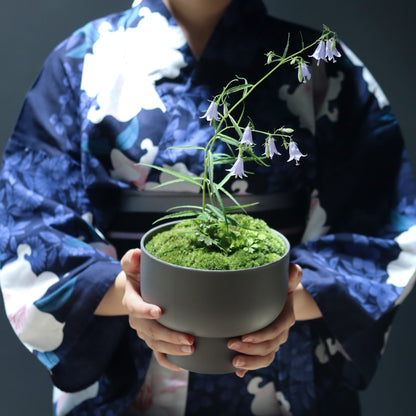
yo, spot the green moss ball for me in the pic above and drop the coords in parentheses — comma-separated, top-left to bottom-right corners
(145, 214, 287, 270)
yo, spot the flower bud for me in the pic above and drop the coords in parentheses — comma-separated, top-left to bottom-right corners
(280, 127, 294, 134)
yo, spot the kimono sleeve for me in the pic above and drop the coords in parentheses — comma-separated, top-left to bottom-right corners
(0, 45, 128, 392)
(291, 46, 416, 387)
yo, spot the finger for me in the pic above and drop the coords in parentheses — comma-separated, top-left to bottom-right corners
(288, 263, 303, 292)
(235, 369, 248, 378)
(240, 293, 295, 344)
(143, 338, 194, 356)
(122, 277, 161, 319)
(228, 330, 289, 356)
(121, 249, 142, 282)
(232, 351, 276, 371)
(154, 352, 186, 372)
(133, 318, 194, 347)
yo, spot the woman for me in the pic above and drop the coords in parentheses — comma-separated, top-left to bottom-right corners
(1, 0, 415, 415)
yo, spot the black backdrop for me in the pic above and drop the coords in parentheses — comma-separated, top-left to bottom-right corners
(0, 1, 414, 414)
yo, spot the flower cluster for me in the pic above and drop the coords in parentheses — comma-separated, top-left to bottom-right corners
(144, 26, 340, 228)
(201, 27, 339, 180)
(309, 37, 341, 64)
(266, 26, 341, 84)
(224, 124, 306, 179)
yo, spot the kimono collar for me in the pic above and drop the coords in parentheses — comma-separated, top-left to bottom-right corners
(132, 0, 268, 69)
(203, 0, 268, 67)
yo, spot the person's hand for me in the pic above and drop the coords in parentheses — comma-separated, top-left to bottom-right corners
(121, 249, 194, 371)
(227, 263, 303, 378)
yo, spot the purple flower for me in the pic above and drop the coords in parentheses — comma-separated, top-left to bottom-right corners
(241, 124, 254, 146)
(298, 62, 311, 83)
(227, 157, 247, 179)
(287, 141, 307, 165)
(264, 137, 281, 159)
(200, 101, 220, 124)
(309, 40, 326, 64)
(325, 38, 341, 62)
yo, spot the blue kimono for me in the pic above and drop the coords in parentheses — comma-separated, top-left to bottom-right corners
(1, 0, 415, 415)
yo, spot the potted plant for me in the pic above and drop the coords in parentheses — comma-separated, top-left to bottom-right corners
(139, 27, 341, 373)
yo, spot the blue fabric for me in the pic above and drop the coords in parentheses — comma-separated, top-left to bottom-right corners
(1, 0, 415, 414)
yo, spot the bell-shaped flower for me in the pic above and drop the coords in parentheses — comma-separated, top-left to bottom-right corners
(200, 101, 220, 125)
(241, 124, 254, 146)
(227, 156, 247, 179)
(287, 141, 307, 165)
(297, 62, 311, 83)
(325, 38, 341, 62)
(264, 137, 281, 159)
(309, 40, 326, 65)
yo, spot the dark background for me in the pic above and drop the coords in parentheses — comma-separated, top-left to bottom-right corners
(0, 1, 414, 414)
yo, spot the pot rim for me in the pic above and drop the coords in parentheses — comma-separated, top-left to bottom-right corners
(140, 219, 291, 273)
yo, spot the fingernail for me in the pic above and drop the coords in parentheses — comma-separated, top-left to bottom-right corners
(180, 336, 192, 345)
(242, 336, 253, 343)
(150, 307, 160, 317)
(181, 345, 192, 354)
(234, 358, 245, 368)
(228, 341, 240, 350)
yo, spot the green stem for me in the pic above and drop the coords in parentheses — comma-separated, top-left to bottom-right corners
(228, 39, 320, 115)
(202, 35, 324, 214)
(202, 147, 208, 211)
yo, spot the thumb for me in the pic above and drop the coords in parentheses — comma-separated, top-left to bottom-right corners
(120, 249, 162, 319)
(288, 263, 303, 293)
(122, 274, 161, 318)
(121, 249, 141, 284)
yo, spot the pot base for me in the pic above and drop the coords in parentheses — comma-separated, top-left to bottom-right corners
(141, 220, 290, 374)
(168, 336, 237, 374)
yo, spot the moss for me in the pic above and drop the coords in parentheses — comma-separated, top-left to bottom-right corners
(145, 214, 286, 270)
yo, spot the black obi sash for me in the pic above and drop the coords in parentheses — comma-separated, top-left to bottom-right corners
(106, 190, 308, 258)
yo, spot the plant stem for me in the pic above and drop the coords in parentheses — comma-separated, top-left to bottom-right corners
(228, 40, 319, 115)
(200, 39, 320, 213)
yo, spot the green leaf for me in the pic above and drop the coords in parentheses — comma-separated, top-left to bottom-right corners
(138, 163, 203, 187)
(218, 187, 244, 211)
(213, 157, 236, 166)
(299, 31, 305, 50)
(207, 150, 214, 188)
(166, 204, 203, 212)
(147, 178, 193, 190)
(153, 210, 200, 223)
(236, 102, 246, 125)
(197, 211, 213, 221)
(224, 202, 259, 213)
(206, 204, 226, 221)
(217, 172, 233, 189)
(209, 181, 225, 216)
(228, 114, 243, 138)
(216, 133, 240, 147)
(226, 83, 254, 95)
(282, 32, 291, 59)
(235, 76, 251, 97)
(194, 232, 227, 252)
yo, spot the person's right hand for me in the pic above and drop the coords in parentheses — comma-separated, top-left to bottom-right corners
(121, 248, 194, 371)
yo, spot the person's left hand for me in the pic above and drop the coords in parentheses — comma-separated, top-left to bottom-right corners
(227, 263, 303, 378)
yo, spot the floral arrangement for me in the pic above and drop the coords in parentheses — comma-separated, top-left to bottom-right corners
(141, 26, 341, 253)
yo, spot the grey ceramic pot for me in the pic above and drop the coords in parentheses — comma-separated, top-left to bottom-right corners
(140, 220, 290, 374)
